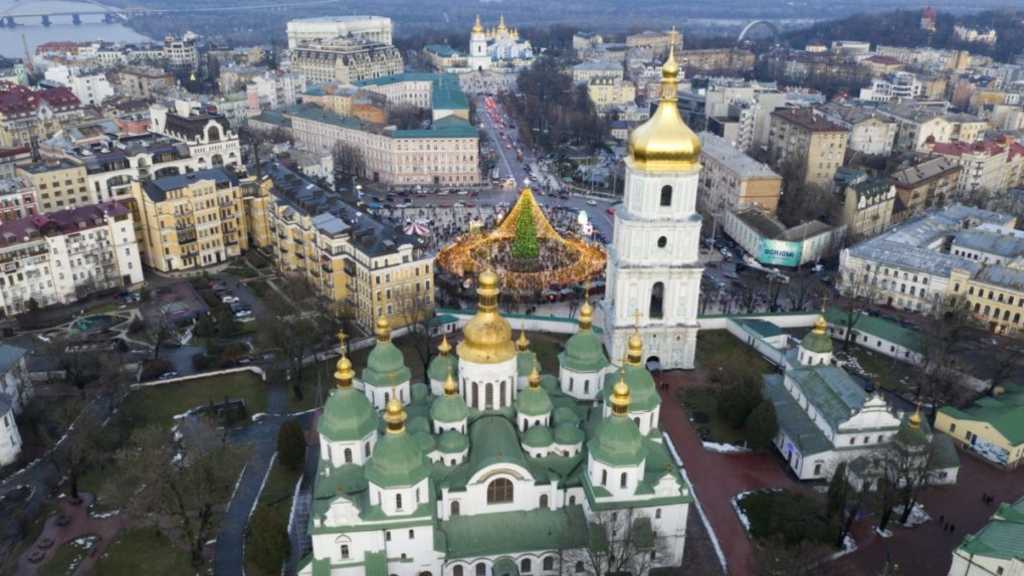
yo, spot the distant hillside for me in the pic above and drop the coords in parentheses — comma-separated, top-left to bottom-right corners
(784, 9, 1024, 62)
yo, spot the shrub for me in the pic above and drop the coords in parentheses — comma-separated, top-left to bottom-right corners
(192, 354, 212, 372)
(140, 358, 173, 381)
(739, 490, 838, 547)
(743, 400, 778, 451)
(248, 505, 289, 574)
(277, 419, 306, 472)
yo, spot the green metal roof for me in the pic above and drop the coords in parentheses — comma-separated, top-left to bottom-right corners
(516, 385, 553, 417)
(318, 387, 379, 442)
(601, 366, 659, 412)
(959, 496, 1024, 560)
(468, 415, 530, 474)
(554, 423, 584, 445)
(517, 350, 538, 377)
(441, 506, 590, 558)
(365, 430, 430, 487)
(736, 319, 784, 339)
(788, 366, 867, 430)
(590, 414, 646, 467)
(424, 44, 459, 57)
(763, 374, 832, 456)
(560, 328, 609, 373)
(428, 353, 458, 383)
(800, 330, 834, 354)
(438, 430, 469, 453)
(825, 307, 923, 353)
(394, 115, 477, 139)
(431, 393, 469, 424)
(523, 425, 554, 448)
(939, 383, 1024, 445)
(362, 341, 411, 387)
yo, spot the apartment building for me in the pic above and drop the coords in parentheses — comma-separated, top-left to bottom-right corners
(149, 101, 242, 171)
(0, 177, 37, 221)
(114, 67, 175, 100)
(571, 61, 623, 85)
(67, 135, 197, 203)
(585, 77, 636, 113)
(130, 168, 249, 272)
(286, 15, 393, 50)
(951, 258, 1024, 335)
(698, 131, 781, 216)
(355, 73, 469, 121)
(16, 159, 90, 213)
(162, 35, 199, 69)
(820, 102, 898, 157)
(291, 38, 403, 85)
(840, 177, 897, 239)
(768, 108, 848, 188)
(0, 83, 83, 147)
(929, 139, 1024, 198)
(878, 102, 988, 152)
(258, 162, 434, 330)
(890, 156, 961, 221)
(0, 202, 143, 317)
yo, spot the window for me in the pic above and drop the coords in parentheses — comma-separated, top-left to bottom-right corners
(476, 563, 486, 576)
(601, 469, 608, 486)
(575, 561, 585, 573)
(396, 494, 403, 510)
(540, 495, 549, 508)
(655, 508, 662, 519)
(344, 448, 352, 463)
(451, 501, 460, 516)
(949, 423, 956, 433)
(454, 566, 464, 576)
(487, 478, 513, 503)
(386, 531, 392, 541)
(850, 437, 856, 445)
(650, 282, 664, 319)
(569, 496, 577, 505)
(521, 559, 532, 574)
(620, 472, 628, 488)
(543, 557, 555, 571)
(657, 236, 667, 248)
(409, 529, 415, 539)
(340, 545, 349, 559)
(660, 185, 672, 206)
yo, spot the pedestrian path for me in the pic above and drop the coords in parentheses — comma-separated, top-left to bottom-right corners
(13, 493, 123, 576)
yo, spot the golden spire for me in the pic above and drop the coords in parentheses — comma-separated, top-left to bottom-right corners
(375, 316, 392, 342)
(383, 396, 406, 433)
(626, 310, 643, 366)
(443, 365, 458, 396)
(528, 359, 541, 389)
(579, 283, 593, 330)
(334, 330, 354, 388)
(813, 296, 828, 334)
(438, 334, 452, 356)
(472, 14, 483, 33)
(516, 329, 530, 351)
(610, 364, 631, 415)
(909, 403, 922, 430)
(497, 14, 507, 32)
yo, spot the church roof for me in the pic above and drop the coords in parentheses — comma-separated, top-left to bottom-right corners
(318, 387, 378, 442)
(787, 365, 867, 430)
(523, 425, 554, 448)
(601, 366, 659, 412)
(431, 393, 469, 424)
(428, 353, 458, 382)
(560, 329, 609, 373)
(763, 374, 832, 456)
(362, 340, 411, 387)
(441, 507, 590, 559)
(516, 385, 553, 417)
(590, 413, 646, 467)
(365, 429, 430, 487)
(958, 496, 1024, 560)
(468, 415, 531, 473)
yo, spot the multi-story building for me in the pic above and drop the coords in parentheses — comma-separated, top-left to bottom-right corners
(258, 162, 434, 330)
(570, 61, 623, 85)
(722, 207, 845, 267)
(286, 15, 393, 49)
(0, 146, 30, 179)
(890, 156, 961, 221)
(466, 15, 534, 71)
(16, 159, 90, 213)
(0, 83, 83, 147)
(162, 35, 199, 70)
(929, 139, 1024, 198)
(676, 49, 755, 73)
(149, 101, 242, 171)
(42, 65, 114, 107)
(840, 177, 897, 239)
(626, 29, 682, 54)
(820, 102, 898, 157)
(585, 77, 636, 114)
(130, 168, 249, 272)
(878, 102, 988, 152)
(838, 204, 1015, 314)
(64, 135, 196, 203)
(937, 394, 1024, 470)
(0, 202, 143, 316)
(0, 177, 37, 221)
(114, 67, 175, 100)
(768, 108, 848, 188)
(245, 71, 307, 113)
(355, 73, 469, 121)
(698, 131, 781, 216)
(950, 226, 1024, 266)
(291, 38, 404, 85)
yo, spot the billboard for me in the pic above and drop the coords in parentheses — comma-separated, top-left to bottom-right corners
(757, 238, 802, 267)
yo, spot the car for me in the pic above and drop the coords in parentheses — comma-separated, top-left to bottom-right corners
(436, 190, 450, 196)
(453, 202, 465, 208)
(159, 371, 179, 380)
(395, 202, 410, 208)
(586, 199, 598, 206)
(606, 207, 615, 216)
(457, 190, 469, 196)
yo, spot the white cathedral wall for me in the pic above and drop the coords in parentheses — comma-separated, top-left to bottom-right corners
(369, 477, 430, 517)
(320, 429, 377, 468)
(559, 368, 603, 401)
(458, 357, 518, 411)
(362, 380, 411, 411)
(446, 464, 547, 517)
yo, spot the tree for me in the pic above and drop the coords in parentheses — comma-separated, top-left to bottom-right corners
(717, 363, 763, 428)
(743, 400, 778, 451)
(50, 407, 104, 501)
(392, 286, 436, 379)
(388, 104, 429, 130)
(563, 510, 673, 576)
(511, 199, 539, 260)
(248, 505, 290, 574)
(147, 312, 174, 360)
(277, 419, 306, 472)
(261, 314, 319, 402)
(332, 142, 366, 181)
(826, 461, 848, 520)
(834, 267, 879, 351)
(915, 296, 975, 409)
(119, 420, 245, 568)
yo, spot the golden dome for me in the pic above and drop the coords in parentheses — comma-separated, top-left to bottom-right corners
(383, 396, 406, 433)
(628, 45, 701, 172)
(812, 314, 828, 335)
(438, 335, 452, 356)
(909, 403, 922, 430)
(610, 369, 631, 415)
(528, 361, 541, 388)
(375, 316, 392, 342)
(626, 329, 644, 366)
(472, 14, 483, 34)
(457, 270, 517, 364)
(516, 330, 530, 351)
(579, 299, 593, 330)
(444, 366, 459, 396)
(334, 354, 354, 388)
(497, 14, 507, 32)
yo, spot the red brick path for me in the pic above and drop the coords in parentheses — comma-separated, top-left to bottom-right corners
(14, 493, 124, 575)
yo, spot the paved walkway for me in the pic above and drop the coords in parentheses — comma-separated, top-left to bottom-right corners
(657, 371, 803, 576)
(12, 493, 123, 575)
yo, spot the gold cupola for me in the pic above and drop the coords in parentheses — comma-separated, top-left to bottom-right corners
(438, 335, 452, 356)
(497, 14, 507, 33)
(626, 328, 644, 366)
(375, 316, 392, 342)
(627, 44, 701, 172)
(443, 366, 459, 396)
(516, 329, 530, 351)
(457, 270, 517, 364)
(579, 299, 594, 330)
(383, 396, 407, 434)
(472, 14, 483, 34)
(610, 368, 631, 415)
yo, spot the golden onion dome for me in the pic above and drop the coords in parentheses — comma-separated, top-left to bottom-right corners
(472, 14, 483, 34)
(626, 329, 644, 366)
(443, 366, 459, 396)
(628, 45, 701, 172)
(457, 270, 517, 364)
(334, 354, 354, 388)
(579, 299, 593, 330)
(909, 404, 922, 429)
(375, 316, 392, 342)
(383, 396, 407, 433)
(438, 335, 452, 356)
(610, 370, 631, 415)
(516, 330, 530, 351)
(497, 14, 507, 32)
(528, 362, 541, 388)
(812, 314, 828, 334)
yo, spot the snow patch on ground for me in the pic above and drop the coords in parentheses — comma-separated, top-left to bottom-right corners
(89, 509, 120, 519)
(702, 441, 750, 454)
(875, 527, 893, 538)
(895, 502, 931, 527)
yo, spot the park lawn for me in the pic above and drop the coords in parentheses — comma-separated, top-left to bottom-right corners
(245, 461, 302, 576)
(93, 528, 192, 576)
(737, 490, 838, 547)
(38, 536, 96, 576)
(677, 386, 748, 446)
(842, 346, 915, 394)
(695, 330, 773, 374)
(123, 371, 268, 428)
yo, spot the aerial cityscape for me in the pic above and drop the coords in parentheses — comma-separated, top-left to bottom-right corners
(0, 1, 1023, 575)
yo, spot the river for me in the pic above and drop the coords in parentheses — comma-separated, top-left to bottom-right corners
(0, 0, 150, 59)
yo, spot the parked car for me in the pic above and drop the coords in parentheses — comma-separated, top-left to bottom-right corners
(159, 371, 179, 380)
(220, 294, 240, 304)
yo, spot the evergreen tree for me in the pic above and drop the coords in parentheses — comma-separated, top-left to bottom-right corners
(248, 505, 290, 574)
(826, 461, 848, 519)
(511, 197, 539, 260)
(743, 400, 778, 451)
(277, 419, 306, 472)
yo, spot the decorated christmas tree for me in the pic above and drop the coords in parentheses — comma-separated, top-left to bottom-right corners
(511, 196, 539, 260)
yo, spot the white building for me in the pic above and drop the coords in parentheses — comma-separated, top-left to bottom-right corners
(949, 496, 1024, 576)
(287, 16, 393, 50)
(149, 101, 241, 171)
(246, 71, 306, 113)
(0, 393, 21, 466)
(603, 48, 703, 370)
(300, 283, 691, 576)
(162, 35, 199, 70)
(0, 202, 143, 317)
(0, 344, 30, 413)
(42, 65, 114, 106)
(858, 72, 923, 103)
(467, 15, 534, 71)
(820, 103, 898, 157)
(722, 207, 846, 268)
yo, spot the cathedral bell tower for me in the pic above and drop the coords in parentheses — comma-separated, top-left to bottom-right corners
(603, 39, 704, 370)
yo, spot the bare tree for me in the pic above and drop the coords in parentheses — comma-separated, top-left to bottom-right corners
(50, 407, 104, 501)
(834, 267, 879, 351)
(392, 285, 436, 378)
(753, 538, 854, 576)
(915, 296, 975, 409)
(147, 312, 174, 360)
(332, 142, 366, 180)
(562, 510, 672, 576)
(118, 420, 246, 568)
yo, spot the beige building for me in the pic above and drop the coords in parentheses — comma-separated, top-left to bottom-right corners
(17, 159, 90, 213)
(291, 38, 403, 85)
(840, 177, 897, 239)
(951, 257, 1024, 336)
(130, 168, 250, 272)
(586, 77, 636, 113)
(698, 131, 781, 216)
(0, 83, 83, 148)
(114, 67, 175, 100)
(258, 162, 434, 330)
(930, 139, 1024, 198)
(890, 156, 961, 221)
(625, 30, 682, 55)
(820, 103, 898, 157)
(677, 49, 755, 73)
(571, 61, 623, 85)
(768, 108, 848, 189)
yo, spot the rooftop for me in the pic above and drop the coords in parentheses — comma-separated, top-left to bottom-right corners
(699, 132, 780, 179)
(771, 107, 847, 133)
(890, 156, 961, 188)
(142, 167, 238, 202)
(953, 229, 1024, 259)
(0, 202, 128, 247)
(732, 208, 834, 241)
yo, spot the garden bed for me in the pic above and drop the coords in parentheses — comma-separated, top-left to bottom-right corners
(734, 489, 838, 547)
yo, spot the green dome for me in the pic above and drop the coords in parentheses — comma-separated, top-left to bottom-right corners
(540, 374, 559, 393)
(411, 383, 430, 404)
(554, 423, 584, 445)
(602, 366, 659, 411)
(431, 394, 469, 424)
(523, 425, 554, 448)
(517, 350, 538, 377)
(516, 385, 553, 417)
(553, 406, 580, 427)
(437, 430, 469, 453)
(428, 354, 458, 383)
(318, 387, 379, 442)
(414, 432, 435, 452)
(365, 431, 430, 487)
(560, 329, 609, 373)
(801, 331, 833, 354)
(590, 415, 646, 466)
(362, 341, 412, 387)
(408, 416, 431, 435)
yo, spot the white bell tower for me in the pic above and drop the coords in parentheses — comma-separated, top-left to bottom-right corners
(603, 39, 704, 370)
